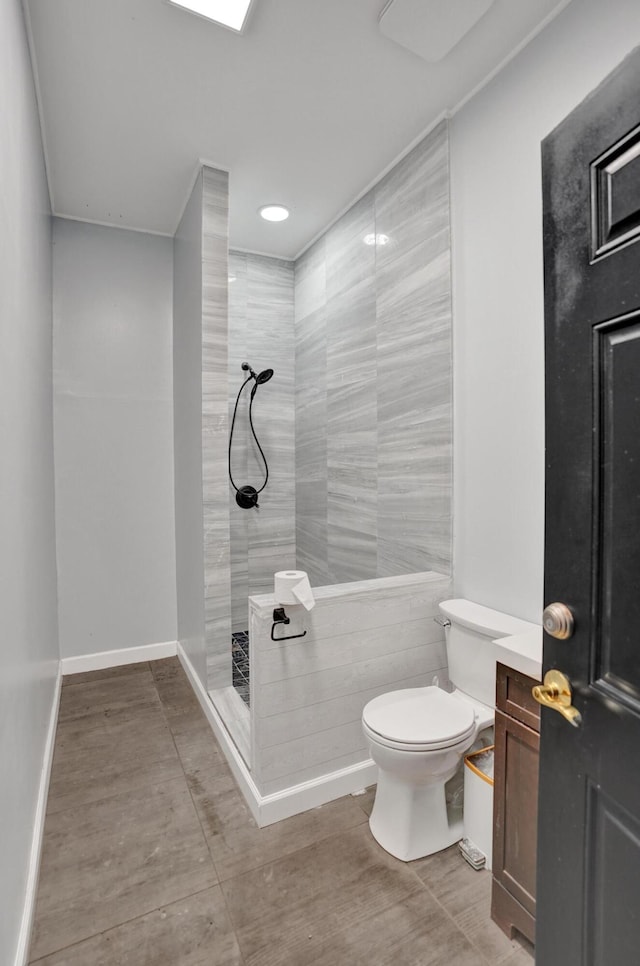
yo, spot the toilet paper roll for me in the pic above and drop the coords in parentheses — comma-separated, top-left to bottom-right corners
(274, 570, 316, 611)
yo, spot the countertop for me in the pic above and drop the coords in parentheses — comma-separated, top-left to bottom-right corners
(493, 628, 543, 681)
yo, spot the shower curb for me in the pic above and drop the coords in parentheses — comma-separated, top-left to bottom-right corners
(178, 642, 378, 827)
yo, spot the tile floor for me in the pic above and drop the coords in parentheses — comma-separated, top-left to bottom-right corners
(29, 659, 535, 965)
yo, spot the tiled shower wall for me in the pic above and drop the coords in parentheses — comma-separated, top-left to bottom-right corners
(201, 168, 233, 690)
(228, 252, 296, 633)
(294, 120, 452, 585)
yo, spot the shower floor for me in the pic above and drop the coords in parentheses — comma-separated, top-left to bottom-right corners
(232, 630, 250, 706)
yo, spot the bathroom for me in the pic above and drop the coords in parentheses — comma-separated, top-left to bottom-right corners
(4, 0, 640, 964)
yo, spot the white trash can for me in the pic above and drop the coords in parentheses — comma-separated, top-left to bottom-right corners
(462, 745, 494, 871)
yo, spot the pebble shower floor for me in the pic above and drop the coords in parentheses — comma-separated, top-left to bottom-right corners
(231, 631, 250, 706)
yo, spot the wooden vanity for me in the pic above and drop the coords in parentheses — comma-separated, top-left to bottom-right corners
(491, 659, 541, 946)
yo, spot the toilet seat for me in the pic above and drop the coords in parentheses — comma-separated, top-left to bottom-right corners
(362, 687, 476, 752)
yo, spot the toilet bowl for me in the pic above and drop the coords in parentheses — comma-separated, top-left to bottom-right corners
(363, 685, 493, 861)
(362, 598, 538, 862)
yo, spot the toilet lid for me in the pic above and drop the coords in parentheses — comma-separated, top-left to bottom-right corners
(363, 687, 476, 746)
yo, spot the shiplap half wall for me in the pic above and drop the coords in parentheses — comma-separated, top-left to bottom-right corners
(249, 571, 452, 796)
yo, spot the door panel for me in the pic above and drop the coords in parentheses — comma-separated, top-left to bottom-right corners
(596, 314, 640, 702)
(586, 785, 640, 966)
(591, 124, 640, 259)
(539, 46, 640, 966)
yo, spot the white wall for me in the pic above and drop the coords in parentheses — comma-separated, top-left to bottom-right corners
(450, 0, 640, 623)
(173, 174, 207, 684)
(53, 219, 177, 657)
(0, 1, 59, 962)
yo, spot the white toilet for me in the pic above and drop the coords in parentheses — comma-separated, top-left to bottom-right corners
(362, 598, 535, 862)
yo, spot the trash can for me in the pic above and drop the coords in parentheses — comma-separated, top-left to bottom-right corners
(462, 745, 494, 871)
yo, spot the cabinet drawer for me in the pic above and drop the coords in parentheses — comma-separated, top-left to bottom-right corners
(496, 663, 541, 733)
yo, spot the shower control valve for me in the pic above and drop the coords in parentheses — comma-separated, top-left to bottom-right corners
(235, 485, 260, 509)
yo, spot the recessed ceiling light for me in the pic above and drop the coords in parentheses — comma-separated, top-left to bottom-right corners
(259, 205, 290, 222)
(168, 0, 253, 33)
(363, 233, 390, 246)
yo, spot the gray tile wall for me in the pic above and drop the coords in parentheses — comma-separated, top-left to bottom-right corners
(228, 252, 296, 633)
(294, 121, 452, 583)
(201, 167, 232, 691)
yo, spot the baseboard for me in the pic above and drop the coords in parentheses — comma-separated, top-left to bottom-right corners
(60, 640, 178, 676)
(14, 669, 62, 966)
(176, 642, 377, 828)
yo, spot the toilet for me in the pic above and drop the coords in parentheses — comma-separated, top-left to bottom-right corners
(362, 598, 536, 862)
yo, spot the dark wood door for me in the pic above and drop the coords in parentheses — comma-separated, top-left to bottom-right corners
(539, 47, 640, 966)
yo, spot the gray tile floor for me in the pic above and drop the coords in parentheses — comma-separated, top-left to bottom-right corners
(29, 659, 535, 965)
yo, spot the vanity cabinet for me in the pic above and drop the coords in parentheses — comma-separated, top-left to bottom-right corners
(491, 662, 541, 946)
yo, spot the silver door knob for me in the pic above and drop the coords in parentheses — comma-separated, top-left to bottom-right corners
(542, 602, 575, 640)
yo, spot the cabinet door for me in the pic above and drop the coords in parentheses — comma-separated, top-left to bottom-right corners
(493, 708, 540, 918)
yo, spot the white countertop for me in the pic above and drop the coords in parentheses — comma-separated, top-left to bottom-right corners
(493, 628, 543, 681)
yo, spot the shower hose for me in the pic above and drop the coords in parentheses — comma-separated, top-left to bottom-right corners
(228, 376, 270, 508)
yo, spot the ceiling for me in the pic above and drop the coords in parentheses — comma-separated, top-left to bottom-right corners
(25, 0, 569, 259)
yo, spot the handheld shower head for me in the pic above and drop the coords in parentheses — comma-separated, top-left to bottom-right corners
(241, 362, 274, 386)
(230, 362, 274, 509)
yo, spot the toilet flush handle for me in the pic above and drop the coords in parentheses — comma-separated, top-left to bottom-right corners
(434, 616, 451, 628)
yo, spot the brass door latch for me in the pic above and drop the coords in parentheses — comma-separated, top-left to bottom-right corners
(532, 669, 582, 727)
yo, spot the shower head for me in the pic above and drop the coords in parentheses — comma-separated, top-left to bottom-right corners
(241, 362, 274, 385)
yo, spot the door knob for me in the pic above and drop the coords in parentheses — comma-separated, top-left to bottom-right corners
(542, 602, 575, 639)
(532, 669, 581, 727)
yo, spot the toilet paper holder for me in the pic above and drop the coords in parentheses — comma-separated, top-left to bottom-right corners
(271, 607, 307, 642)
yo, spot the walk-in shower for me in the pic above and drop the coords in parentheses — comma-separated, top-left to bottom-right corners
(194, 124, 451, 810)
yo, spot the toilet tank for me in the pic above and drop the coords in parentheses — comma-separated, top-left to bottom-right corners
(438, 599, 539, 707)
